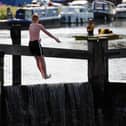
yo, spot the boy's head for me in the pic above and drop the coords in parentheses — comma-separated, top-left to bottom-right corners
(32, 14, 39, 23)
(88, 18, 94, 24)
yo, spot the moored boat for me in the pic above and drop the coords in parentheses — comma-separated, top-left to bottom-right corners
(92, 0, 116, 21)
(60, 5, 93, 24)
(15, 5, 61, 28)
(116, 3, 126, 18)
(1, 3, 61, 29)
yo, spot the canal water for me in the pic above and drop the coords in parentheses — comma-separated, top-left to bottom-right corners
(1, 19, 126, 85)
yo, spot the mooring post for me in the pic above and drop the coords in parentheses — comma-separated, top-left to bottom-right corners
(88, 37, 108, 126)
(10, 23, 21, 85)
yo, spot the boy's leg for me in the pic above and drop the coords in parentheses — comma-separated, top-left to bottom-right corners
(35, 56, 46, 78)
(35, 56, 51, 79)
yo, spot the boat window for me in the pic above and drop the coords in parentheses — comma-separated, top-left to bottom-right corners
(122, 6, 126, 8)
(104, 4, 109, 10)
(94, 3, 103, 10)
(52, 9, 59, 16)
(46, 8, 59, 16)
(41, 10, 46, 16)
(61, 7, 65, 13)
(62, 8, 68, 13)
(74, 8, 79, 13)
(79, 8, 85, 12)
(80, 8, 90, 13)
(88, 8, 93, 12)
(34, 9, 46, 17)
(16, 9, 25, 19)
(62, 7, 75, 13)
(25, 10, 32, 20)
(117, 5, 126, 8)
(74, 8, 85, 13)
(94, 2, 111, 10)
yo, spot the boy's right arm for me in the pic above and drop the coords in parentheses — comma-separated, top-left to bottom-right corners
(40, 24, 61, 43)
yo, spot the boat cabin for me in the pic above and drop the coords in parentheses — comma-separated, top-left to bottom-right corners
(92, 0, 116, 15)
(92, 0, 116, 21)
(16, 6, 61, 21)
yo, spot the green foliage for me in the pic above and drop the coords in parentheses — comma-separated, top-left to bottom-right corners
(0, 5, 17, 19)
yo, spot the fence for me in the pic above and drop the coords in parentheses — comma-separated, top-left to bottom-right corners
(0, 25, 126, 126)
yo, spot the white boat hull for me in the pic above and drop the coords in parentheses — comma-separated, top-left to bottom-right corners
(116, 3, 126, 18)
(116, 11, 126, 18)
(61, 14, 93, 24)
(60, 6, 93, 24)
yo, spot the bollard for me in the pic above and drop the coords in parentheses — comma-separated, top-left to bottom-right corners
(10, 21, 21, 85)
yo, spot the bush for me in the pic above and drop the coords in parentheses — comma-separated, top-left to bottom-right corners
(0, 5, 17, 19)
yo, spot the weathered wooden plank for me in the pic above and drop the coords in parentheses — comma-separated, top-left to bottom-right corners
(0, 44, 88, 59)
(88, 38, 108, 120)
(106, 48, 126, 58)
(0, 52, 4, 126)
(0, 52, 4, 85)
(107, 82, 126, 86)
(88, 38, 108, 126)
(10, 27, 22, 85)
(88, 38, 108, 88)
(73, 34, 124, 41)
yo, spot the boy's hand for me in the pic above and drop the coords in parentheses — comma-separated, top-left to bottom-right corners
(55, 38, 61, 43)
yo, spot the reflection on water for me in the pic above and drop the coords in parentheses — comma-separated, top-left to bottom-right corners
(112, 19, 126, 27)
(1, 19, 126, 85)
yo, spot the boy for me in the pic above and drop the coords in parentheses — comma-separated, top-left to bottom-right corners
(29, 14, 60, 79)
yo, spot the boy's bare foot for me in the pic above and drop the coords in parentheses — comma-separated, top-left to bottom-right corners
(45, 74, 51, 79)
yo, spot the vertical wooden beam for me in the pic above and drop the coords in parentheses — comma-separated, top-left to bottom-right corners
(10, 25, 21, 85)
(88, 37, 108, 126)
(0, 52, 4, 126)
(88, 37, 108, 87)
(0, 52, 4, 86)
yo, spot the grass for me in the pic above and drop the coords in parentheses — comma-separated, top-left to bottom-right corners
(0, 5, 17, 19)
